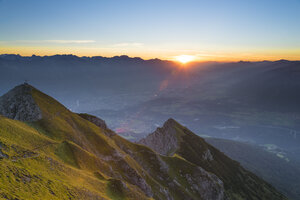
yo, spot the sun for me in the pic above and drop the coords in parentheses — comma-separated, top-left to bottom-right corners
(175, 55, 195, 64)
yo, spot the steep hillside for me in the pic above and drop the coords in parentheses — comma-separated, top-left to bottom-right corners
(0, 85, 150, 199)
(0, 117, 148, 200)
(0, 84, 226, 200)
(139, 119, 287, 200)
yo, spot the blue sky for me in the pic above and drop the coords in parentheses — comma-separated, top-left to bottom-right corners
(0, 0, 299, 61)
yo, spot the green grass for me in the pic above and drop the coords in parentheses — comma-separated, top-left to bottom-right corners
(0, 142, 107, 199)
(0, 88, 151, 200)
(106, 179, 126, 200)
(55, 141, 79, 168)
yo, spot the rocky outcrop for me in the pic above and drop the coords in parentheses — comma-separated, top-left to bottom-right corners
(116, 134, 225, 200)
(78, 113, 107, 129)
(0, 84, 42, 122)
(78, 113, 116, 137)
(139, 118, 179, 156)
(202, 149, 214, 161)
(185, 167, 224, 200)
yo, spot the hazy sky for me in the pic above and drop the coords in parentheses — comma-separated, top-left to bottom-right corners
(0, 0, 299, 61)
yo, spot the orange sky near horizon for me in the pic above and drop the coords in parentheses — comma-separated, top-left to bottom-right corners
(1, 0, 300, 63)
(1, 45, 300, 62)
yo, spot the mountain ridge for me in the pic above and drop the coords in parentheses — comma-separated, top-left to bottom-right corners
(0, 84, 287, 199)
(139, 118, 287, 200)
(0, 84, 227, 199)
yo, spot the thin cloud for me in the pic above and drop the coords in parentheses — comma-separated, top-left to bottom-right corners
(44, 40, 95, 44)
(0, 40, 96, 44)
(112, 43, 143, 47)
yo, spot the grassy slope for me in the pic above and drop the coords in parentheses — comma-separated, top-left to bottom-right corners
(0, 87, 150, 200)
(0, 116, 106, 200)
(29, 86, 226, 200)
(0, 85, 288, 200)
(2, 86, 219, 200)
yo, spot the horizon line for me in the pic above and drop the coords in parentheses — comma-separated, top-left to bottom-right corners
(1, 53, 299, 63)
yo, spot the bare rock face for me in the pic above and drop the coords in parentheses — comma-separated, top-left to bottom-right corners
(186, 167, 225, 200)
(139, 118, 180, 156)
(0, 84, 42, 122)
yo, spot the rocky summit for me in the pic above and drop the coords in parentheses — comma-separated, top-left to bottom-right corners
(0, 83, 42, 121)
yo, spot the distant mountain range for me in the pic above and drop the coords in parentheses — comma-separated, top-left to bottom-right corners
(0, 84, 287, 199)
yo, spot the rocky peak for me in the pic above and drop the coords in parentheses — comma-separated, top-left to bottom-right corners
(0, 83, 42, 122)
(139, 118, 182, 156)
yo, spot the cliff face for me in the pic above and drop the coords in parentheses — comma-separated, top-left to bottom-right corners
(0, 84, 42, 121)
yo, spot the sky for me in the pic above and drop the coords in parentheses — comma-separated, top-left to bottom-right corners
(0, 0, 300, 61)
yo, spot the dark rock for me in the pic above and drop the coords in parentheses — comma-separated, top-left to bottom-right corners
(0, 149, 8, 159)
(78, 113, 116, 137)
(78, 113, 107, 129)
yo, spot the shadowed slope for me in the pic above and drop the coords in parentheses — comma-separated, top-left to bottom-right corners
(139, 118, 287, 200)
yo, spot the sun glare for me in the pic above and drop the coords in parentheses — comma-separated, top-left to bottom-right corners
(175, 55, 195, 64)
